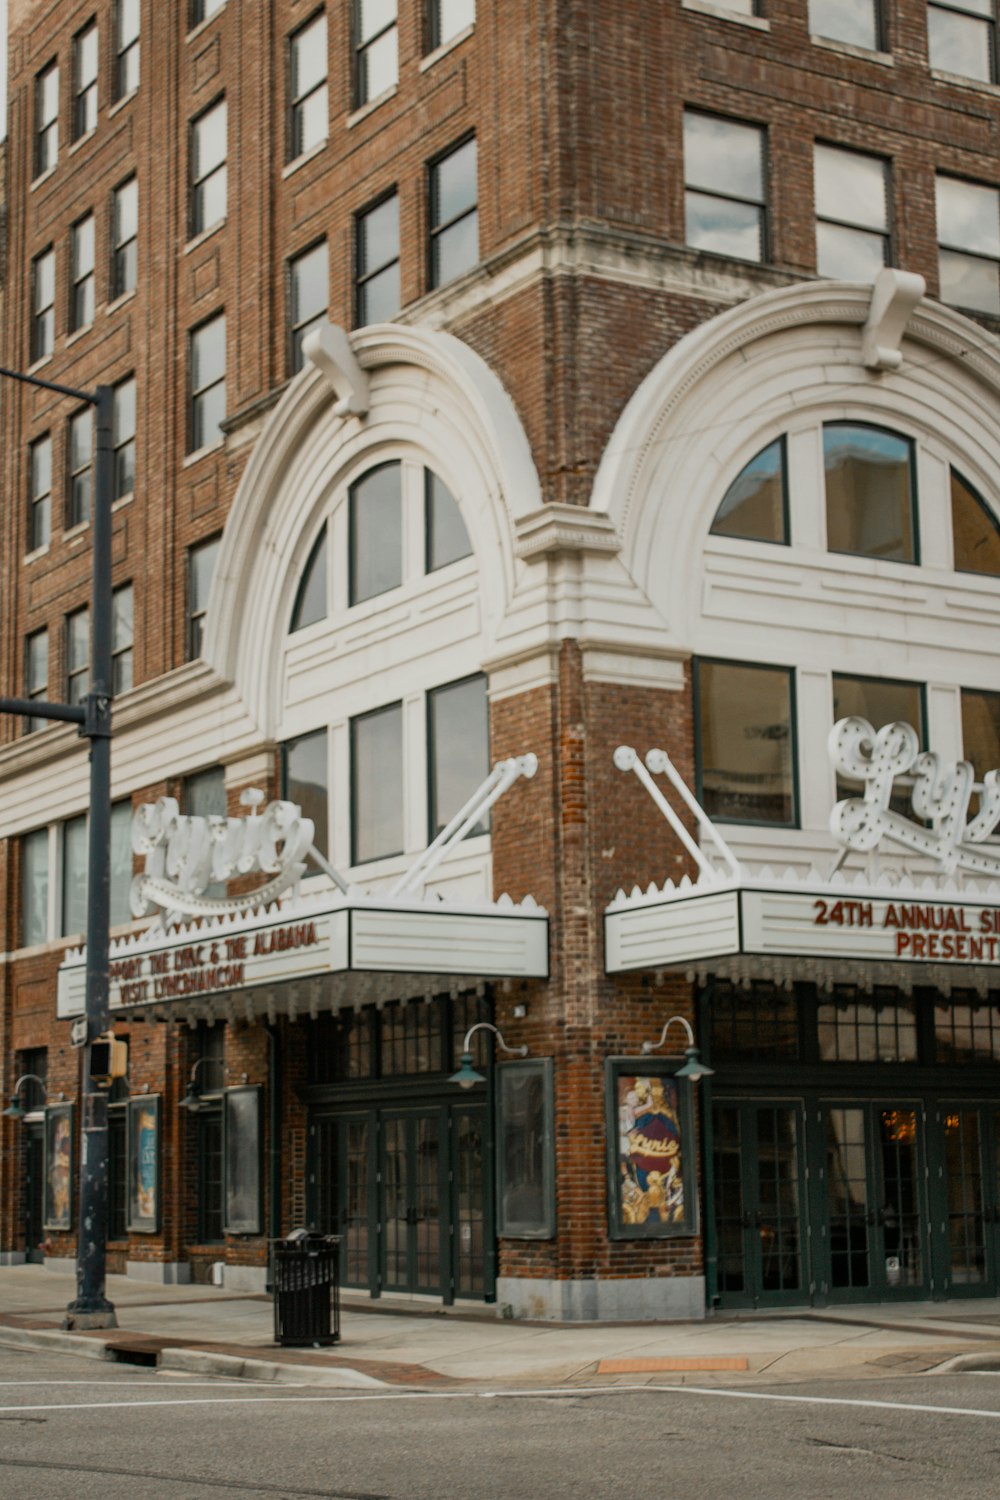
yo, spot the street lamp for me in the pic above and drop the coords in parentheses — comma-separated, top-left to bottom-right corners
(0, 364, 116, 1330)
(639, 1015, 714, 1080)
(2, 1073, 53, 1120)
(449, 1022, 528, 1090)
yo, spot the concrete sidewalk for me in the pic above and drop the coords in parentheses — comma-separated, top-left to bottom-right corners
(2, 1264, 1000, 1389)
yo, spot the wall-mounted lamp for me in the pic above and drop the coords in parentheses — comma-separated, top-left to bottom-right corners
(177, 1056, 222, 1113)
(640, 1016, 714, 1081)
(2, 1073, 52, 1120)
(449, 1022, 528, 1090)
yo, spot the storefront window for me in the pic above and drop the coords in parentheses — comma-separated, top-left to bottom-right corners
(817, 988, 918, 1063)
(709, 981, 800, 1061)
(935, 996, 1000, 1063)
(381, 999, 445, 1075)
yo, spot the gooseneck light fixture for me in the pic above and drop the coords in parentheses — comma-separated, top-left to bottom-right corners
(640, 1015, 714, 1081)
(449, 1022, 528, 1090)
(177, 1056, 222, 1114)
(2, 1073, 51, 1120)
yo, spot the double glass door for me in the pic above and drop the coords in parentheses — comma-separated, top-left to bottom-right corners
(713, 1101, 807, 1307)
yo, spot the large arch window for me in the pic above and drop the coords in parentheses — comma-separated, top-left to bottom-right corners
(952, 470, 1000, 577)
(350, 462, 403, 605)
(290, 524, 328, 632)
(823, 423, 916, 563)
(426, 471, 472, 570)
(710, 438, 787, 544)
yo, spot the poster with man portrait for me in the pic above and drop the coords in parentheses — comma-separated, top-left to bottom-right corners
(605, 1059, 697, 1239)
(44, 1103, 74, 1230)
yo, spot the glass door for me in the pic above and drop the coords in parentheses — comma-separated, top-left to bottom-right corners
(928, 1103, 997, 1298)
(712, 1100, 807, 1308)
(311, 1111, 374, 1289)
(381, 1107, 446, 1296)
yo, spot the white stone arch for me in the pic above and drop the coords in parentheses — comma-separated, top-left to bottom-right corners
(205, 323, 541, 737)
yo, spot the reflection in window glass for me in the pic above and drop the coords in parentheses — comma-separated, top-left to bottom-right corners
(710, 439, 787, 543)
(684, 112, 765, 262)
(188, 535, 220, 659)
(291, 525, 328, 631)
(936, 995, 1000, 1062)
(814, 144, 889, 281)
(356, 194, 400, 325)
(498, 1062, 554, 1239)
(289, 11, 328, 159)
(352, 703, 403, 863)
(22, 828, 50, 947)
(961, 687, 1000, 783)
(817, 990, 918, 1062)
(350, 463, 402, 604)
(356, 0, 398, 106)
(426, 471, 472, 569)
(429, 138, 478, 288)
(283, 728, 329, 859)
(824, 424, 915, 562)
(807, 0, 880, 49)
(696, 660, 795, 824)
(183, 767, 226, 898)
(709, 982, 800, 1061)
(928, 0, 995, 84)
(110, 800, 134, 927)
(289, 240, 328, 372)
(951, 470, 1000, 575)
(937, 175, 1000, 315)
(62, 814, 89, 937)
(428, 675, 489, 838)
(832, 674, 922, 814)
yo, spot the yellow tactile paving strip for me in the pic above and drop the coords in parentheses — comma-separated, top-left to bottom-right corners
(598, 1356, 749, 1373)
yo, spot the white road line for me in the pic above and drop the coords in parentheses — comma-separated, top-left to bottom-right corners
(0, 1380, 245, 1388)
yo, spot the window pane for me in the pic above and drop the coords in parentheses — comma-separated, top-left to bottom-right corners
(22, 829, 49, 947)
(710, 439, 787, 542)
(194, 101, 227, 178)
(291, 242, 328, 327)
(352, 704, 403, 862)
(426, 471, 473, 569)
(284, 729, 329, 859)
(360, 0, 397, 43)
(193, 317, 226, 389)
(962, 690, 1000, 786)
(184, 766, 226, 819)
(359, 194, 399, 276)
(434, 0, 476, 45)
(698, 661, 795, 823)
(816, 221, 888, 280)
(952, 470, 1000, 575)
(937, 176, 1000, 257)
(433, 138, 478, 225)
(110, 800, 134, 927)
(815, 146, 887, 230)
(115, 177, 138, 245)
(350, 463, 402, 603)
(190, 539, 219, 611)
(928, 8, 993, 81)
(824, 424, 915, 562)
(113, 586, 134, 693)
(685, 191, 763, 260)
(67, 610, 89, 673)
(291, 525, 328, 631)
(293, 85, 328, 157)
(292, 14, 328, 98)
(62, 814, 89, 937)
(684, 113, 763, 200)
(359, 26, 398, 99)
(433, 211, 480, 285)
(807, 0, 879, 48)
(939, 248, 1000, 314)
(429, 676, 490, 837)
(359, 262, 400, 324)
(832, 675, 922, 809)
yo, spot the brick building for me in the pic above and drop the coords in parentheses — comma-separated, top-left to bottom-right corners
(2, 0, 1000, 1318)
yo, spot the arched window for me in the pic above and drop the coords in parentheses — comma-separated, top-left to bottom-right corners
(951, 469, 1000, 577)
(710, 439, 787, 544)
(290, 524, 328, 632)
(425, 470, 472, 570)
(349, 462, 402, 605)
(823, 423, 916, 563)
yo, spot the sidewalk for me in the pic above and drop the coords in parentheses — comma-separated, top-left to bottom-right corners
(2, 1264, 1000, 1390)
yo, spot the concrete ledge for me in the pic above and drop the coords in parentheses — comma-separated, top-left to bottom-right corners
(495, 1275, 707, 1322)
(126, 1260, 192, 1285)
(158, 1348, 385, 1387)
(0, 1325, 111, 1361)
(221, 1264, 269, 1293)
(0, 1252, 27, 1266)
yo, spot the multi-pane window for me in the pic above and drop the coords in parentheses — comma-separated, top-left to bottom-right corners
(710, 982, 801, 1063)
(73, 21, 99, 141)
(31, 249, 56, 363)
(928, 0, 995, 82)
(35, 62, 60, 177)
(352, 703, 404, 862)
(426, 471, 472, 570)
(111, 177, 138, 299)
(112, 584, 134, 694)
(937, 175, 1000, 315)
(814, 144, 889, 281)
(430, 0, 476, 49)
(355, 0, 398, 107)
(188, 535, 221, 658)
(190, 313, 226, 451)
(192, 0, 226, 27)
(349, 462, 402, 604)
(356, 193, 400, 325)
(25, 631, 49, 734)
(289, 241, 328, 373)
(113, 377, 136, 499)
(683, 111, 766, 262)
(190, 98, 227, 236)
(696, 659, 796, 824)
(283, 729, 329, 859)
(70, 215, 96, 331)
(807, 0, 881, 49)
(21, 829, 50, 948)
(289, 11, 328, 159)
(427, 675, 490, 838)
(115, 0, 140, 98)
(710, 439, 788, 544)
(290, 526, 327, 631)
(818, 989, 918, 1062)
(824, 423, 916, 562)
(62, 814, 89, 937)
(66, 607, 90, 705)
(429, 138, 478, 288)
(29, 435, 52, 552)
(68, 408, 93, 527)
(952, 470, 1000, 575)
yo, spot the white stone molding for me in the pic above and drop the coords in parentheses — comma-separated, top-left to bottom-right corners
(861, 267, 926, 371)
(302, 322, 370, 416)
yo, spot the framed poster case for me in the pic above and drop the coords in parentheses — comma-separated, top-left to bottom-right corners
(223, 1086, 262, 1235)
(605, 1058, 697, 1240)
(496, 1058, 556, 1239)
(127, 1094, 161, 1233)
(44, 1102, 74, 1230)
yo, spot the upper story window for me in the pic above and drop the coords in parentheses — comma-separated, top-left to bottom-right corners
(35, 62, 59, 177)
(351, 702, 404, 862)
(112, 584, 135, 694)
(189, 313, 226, 451)
(356, 192, 400, 325)
(290, 525, 328, 632)
(289, 12, 328, 159)
(70, 214, 96, 332)
(68, 408, 93, 527)
(355, 0, 398, 107)
(73, 21, 99, 141)
(683, 111, 766, 263)
(710, 438, 787, 544)
(429, 137, 478, 289)
(190, 98, 227, 237)
(824, 423, 916, 563)
(112, 177, 138, 299)
(21, 828, 50, 948)
(29, 435, 52, 552)
(66, 607, 90, 705)
(695, 658, 796, 825)
(426, 471, 472, 570)
(429, 0, 475, 49)
(25, 630, 49, 734)
(192, 0, 226, 24)
(188, 534, 221, 658)
(961, 688, 1000, 779)
(928, 0, 995, 83)
(289, 240, 328, 373)
(115, 0, 140, 98)
(350, 462, 402, 604)
(62, 814, 89, 936)
(952, 469, 1000, 574)
(282, 728, 329, 859)
(31, 248, 56, 363)
(427, 674, 489, 838)
(832, 674, 924, 812)
(814, 144, 889, 281)
(807, 0, 881, 49)
(936, 174, 1000, 316)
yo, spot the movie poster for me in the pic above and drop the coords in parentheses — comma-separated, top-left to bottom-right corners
(44, 1104, 73, 1230)
(605, 1061, 696, 1239)
(127, 1095, 160, 1232)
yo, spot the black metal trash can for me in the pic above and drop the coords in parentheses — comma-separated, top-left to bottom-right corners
(272, 1231, 341, 1347)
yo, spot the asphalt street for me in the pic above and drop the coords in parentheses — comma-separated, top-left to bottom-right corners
(3, 1345, 1000, 1499)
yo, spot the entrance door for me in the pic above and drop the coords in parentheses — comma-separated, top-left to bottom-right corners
(24, 1124, 45, 1263)
(933, 1103, 993, 1298)
(712, 1100, 807, 1307)
(382, 1107, 446, 1296)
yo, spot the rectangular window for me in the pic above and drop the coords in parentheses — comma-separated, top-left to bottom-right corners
(31, 248, 56, 363)
(70, 214, 96, 331)
(25, 630, 49, 734)
(815, 144, 889, 281)
(190, 98, 227, 237)
(68, 408, 93, 527)
(808, 0, 881, 49)
(183, 768, 226, 899)
(22, 829, 50, 947)
(66, 607, 90, 705)
(73, 21, 99, 141)
(289, 11, 328, 159)
(35, 62, 59, 177)
(929, 0, 995, 81)
(188, 535, 221, 658)
(190, 313, 226, 451)
(427, 674, 490, 838)
(115, 0, 140, 98)
(111, 177, 138, 299)
(696, 659, 796, 824)
(429, 137, 478, 288)
(282, 729, 329, 859)
(824, 423, 916, 563)
(355, 0, 398, 107)
(430, 0, 476, 49)
(684, 111, 766, 262)
(352, 703, 403, 863)
(62, 813, 89, 937)
(832, 674, 923, 812)
(113, 584, 134, 694)
(349, 461, 402, 604)
(110, 799, 134, 927)
(113, 376, 136, 498)
(289, 240, 328, 373)
(937, 174, 1000, 315)
(29, 435, 52, 551)
(961, 687, 1000, 793)
(356, 192, 400, 325)
(192, 0, 226, 25)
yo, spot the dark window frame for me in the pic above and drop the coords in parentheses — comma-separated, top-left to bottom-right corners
(189, 95, 228, 238)
(348, 459, 403, 605)
(353, 0, 398, 109)
(188, 311, 227, 453)
(112, 375, 136, 500)
(354, 188, 401, 327)
(69, 213, 96, 333)
(928, 0, 997, 84)
(693, 656, 799, 828)
(35, 61, 60, 179)
(426, 671, 490, 842)
(65, 606, 90, 706)
(114, 0, 140, 100)
(187, 533, 222, 659)
(813, 139, 892, 278)
(72, 18, 100, 142)
(28, 433, 53, 552)
(350, 700, 405, 865)
(709, 436, 790, 546)
(287, 237, 329, 374)
(936, 171, 1000, 316)
(428, 0, 477, 52)
(288, 9, 328, 161)
(67, 406, 93, 528)
(31, 247, 56, 364)
(822, 419, 920, 565)
(25, 629, 49, 735)
(111, 175, 138, 300)
(683, 108, 769, 264)
(428, 134, 479, 290)
(112, 582, 134, 695)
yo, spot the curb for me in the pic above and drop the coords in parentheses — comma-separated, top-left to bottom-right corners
(933, 1352, 1000, 1374)
(0, 1325, 111, 1361)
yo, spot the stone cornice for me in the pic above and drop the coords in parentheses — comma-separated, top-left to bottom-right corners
(514, 504, 620, 558)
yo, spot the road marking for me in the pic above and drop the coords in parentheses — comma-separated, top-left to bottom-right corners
(0, 1380, 245, 1388)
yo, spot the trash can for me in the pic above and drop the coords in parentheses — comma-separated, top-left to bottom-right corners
(272, 1230, 341, 1347)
